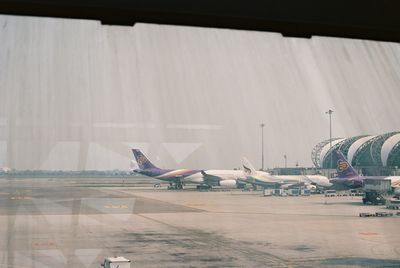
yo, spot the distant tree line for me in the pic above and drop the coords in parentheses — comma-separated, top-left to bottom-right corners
(0, 169, 140, 178)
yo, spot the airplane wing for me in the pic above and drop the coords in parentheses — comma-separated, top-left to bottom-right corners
(253, 180, 281, 188)
(201, 171, 223, 186)
(301, 175, 313, 184)
(243, 175, 282, 188)
(280, 182, 305, 189)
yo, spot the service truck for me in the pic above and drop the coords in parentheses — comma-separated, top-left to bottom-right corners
(101, 256, 131, 268)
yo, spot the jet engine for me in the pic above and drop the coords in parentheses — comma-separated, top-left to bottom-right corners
(219, 179, 238, 188)
(305, 184, 317, 192)
(394, 188, 400, 196)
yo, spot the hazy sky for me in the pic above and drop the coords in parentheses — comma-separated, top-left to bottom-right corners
(1, 15, 400, 170)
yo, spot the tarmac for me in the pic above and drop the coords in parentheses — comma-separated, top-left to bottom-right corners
(0, 177, 399, 267)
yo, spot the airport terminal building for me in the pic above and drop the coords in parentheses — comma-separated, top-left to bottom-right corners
(312, 132, 400, 175)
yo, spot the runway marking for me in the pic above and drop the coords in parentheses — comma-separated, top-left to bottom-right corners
(0, 263, 32, 268)
(10, 196, 32, 200)
(359, 232, 379, 236)
(137, 213, 291, 267)
(32, 240, 57, 248)
(185, 203, 206, 207)
(104, 204, 128, 209)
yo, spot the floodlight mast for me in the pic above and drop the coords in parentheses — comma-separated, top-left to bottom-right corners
(325, 109, 334, 171)
(260, 123, 265, 170)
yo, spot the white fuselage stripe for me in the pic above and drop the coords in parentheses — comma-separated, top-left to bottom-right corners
(155, 169, 191, 179)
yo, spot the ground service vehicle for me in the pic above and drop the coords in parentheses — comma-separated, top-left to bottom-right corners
(362, 191, 386, 205)
(386, 197, 400, 209)
(324, 190, 337, 197)
(101, 256, 131, 268)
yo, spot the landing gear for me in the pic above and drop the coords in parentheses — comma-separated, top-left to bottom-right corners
(196, 184, 211, 191)
(168, 181, 184, 190)
(176, 181, 184, 190)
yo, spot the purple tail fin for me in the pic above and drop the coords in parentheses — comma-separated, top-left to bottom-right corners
(132, 149, 157, 170)
(331, 150, 359, 178)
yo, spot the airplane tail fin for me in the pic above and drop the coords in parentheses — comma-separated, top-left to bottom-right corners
(132, 149, 157, 170)
(242, 157, 257, 175)
(331, 150, 359, 178)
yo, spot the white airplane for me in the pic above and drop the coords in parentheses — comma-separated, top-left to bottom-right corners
(240, 157, 332, 190)
(386, 177, 400, 195)
(1, 167, 11, 173)
(131, 149, 246, 189)
(131, 149, 332, 190)
(389, 177, 400, 195)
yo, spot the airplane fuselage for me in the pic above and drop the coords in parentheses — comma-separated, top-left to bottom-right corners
(330, 174, 400, 190)
(330, 175, 364, 189)
(135, 168, 202, 182)
(244, 172, 332, 189)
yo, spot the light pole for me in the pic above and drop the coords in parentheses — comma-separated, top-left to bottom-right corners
(260, 123, 265, 170)
(325, 109, 334, 170)
(284, 154, 287, 168)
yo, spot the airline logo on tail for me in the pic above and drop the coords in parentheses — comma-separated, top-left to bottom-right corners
(337, 159, 349, 172)
(243, 165, 252, 175)
(242, 157, 256, 175)
(137, 155, 148, 166)
(332, 149, 359, 179)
